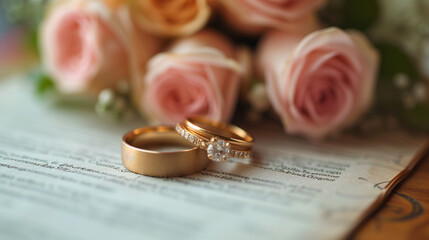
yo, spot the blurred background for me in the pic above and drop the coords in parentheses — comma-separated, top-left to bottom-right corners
(0, 0, 47, 76)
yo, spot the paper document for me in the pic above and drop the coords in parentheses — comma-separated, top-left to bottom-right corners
(0, 76, 427, 240)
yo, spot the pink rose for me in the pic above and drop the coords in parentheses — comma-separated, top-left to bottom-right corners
(40, 0, 149, 94)
(257, 27, 379, 139)
(217, 0, 326, 34)
(140, 30, 249, 125)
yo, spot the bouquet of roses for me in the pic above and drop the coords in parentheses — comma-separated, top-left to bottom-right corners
(10, 0, 427, 140)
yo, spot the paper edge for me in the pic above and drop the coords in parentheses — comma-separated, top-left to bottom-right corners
(342, 138, 429, 240)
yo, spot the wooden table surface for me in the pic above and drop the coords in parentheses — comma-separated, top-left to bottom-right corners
(351, 153, 429, 239)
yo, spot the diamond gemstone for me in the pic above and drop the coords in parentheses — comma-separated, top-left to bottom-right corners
(207, 139, 230, 162)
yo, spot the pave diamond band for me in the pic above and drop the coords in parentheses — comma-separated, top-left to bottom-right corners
(176, 118, 253, 162)
(176, 124, 251, 161)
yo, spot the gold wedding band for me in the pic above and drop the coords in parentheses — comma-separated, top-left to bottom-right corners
(122, 126, 209, 177)
(176, 117, 254, 162)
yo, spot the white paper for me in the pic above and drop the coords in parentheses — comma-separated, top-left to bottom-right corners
(0, 76, 426, 240)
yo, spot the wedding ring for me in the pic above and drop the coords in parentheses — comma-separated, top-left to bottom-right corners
(176, 117, 254, 162)
(122, 126, 209, 177)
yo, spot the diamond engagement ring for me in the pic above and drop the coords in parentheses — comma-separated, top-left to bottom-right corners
(176, 117, 254, 162)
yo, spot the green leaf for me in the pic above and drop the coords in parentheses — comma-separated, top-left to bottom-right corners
(35, 74, 55, 95)
(374, 42, 420, 113)
(400, 103, 429, 132)
(376, 43, 419, 81)
(318, 0, 380, 31)
(373, 43, 429, 132)
(343, 0, 380, 31)
(26, 27, 40, 57)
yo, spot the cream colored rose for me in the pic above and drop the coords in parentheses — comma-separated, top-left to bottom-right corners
(130, 0, 211, 37)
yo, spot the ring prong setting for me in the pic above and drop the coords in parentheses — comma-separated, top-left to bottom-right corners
(206, 137, 231, 162)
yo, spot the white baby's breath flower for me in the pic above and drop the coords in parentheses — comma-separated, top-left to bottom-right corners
(370, 0, 427, 55)
(413, 82, 427, 101)
(371, 0, 429, 90)
(98, 89, 115, 106)
(393, 73, 410, 89)
(247, 83, 270, 112)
